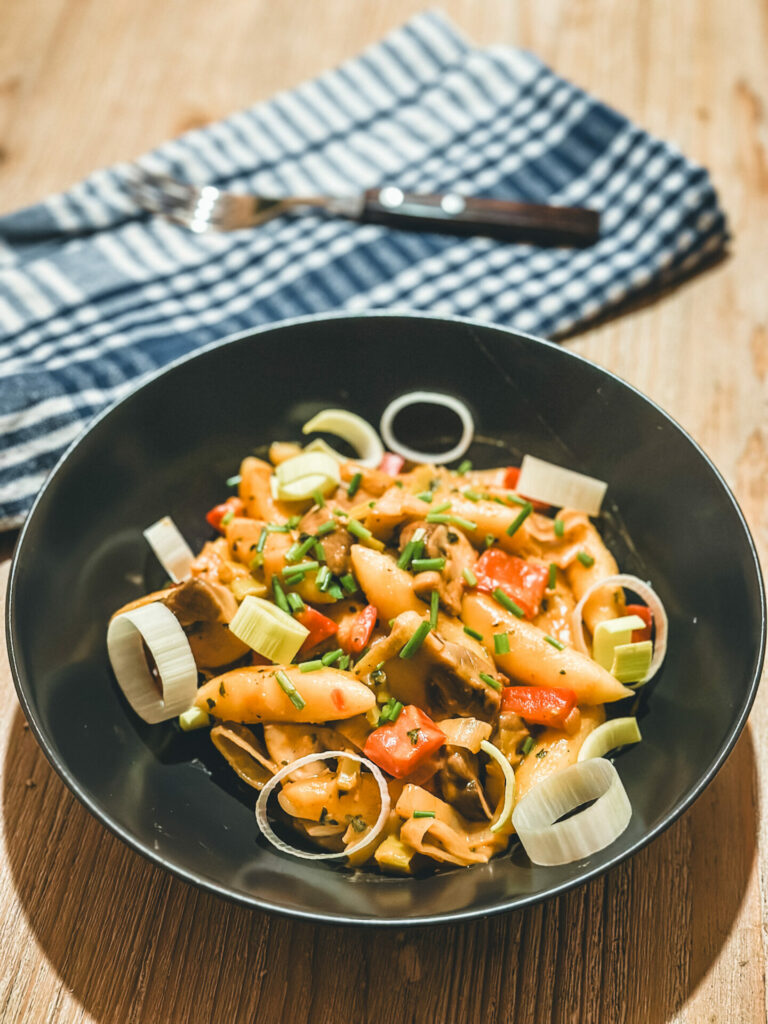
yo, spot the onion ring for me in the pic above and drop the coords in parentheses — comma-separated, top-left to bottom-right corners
(379, 391, 474, 465)
(255, 750, 390, 860)
(571, 574, 668, 685)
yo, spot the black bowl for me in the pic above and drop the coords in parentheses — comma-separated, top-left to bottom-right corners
(6, 312, 764, 925)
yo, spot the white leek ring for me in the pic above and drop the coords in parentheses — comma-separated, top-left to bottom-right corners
(511, 757, 632, 866)
(571, 573, 668, 686)
(379, 391, 474, 465)
(302, 409, 384, 468)
(480, 739, 515, 833)
(577, 717, 642, 762)
(255, 751, 390, 860)
(516, 456, 607, 516)
(143, 516, 194, 582)
(107, 603, 198, 723)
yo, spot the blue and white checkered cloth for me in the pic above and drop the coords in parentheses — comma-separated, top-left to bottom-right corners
(0, 10, 727, 530)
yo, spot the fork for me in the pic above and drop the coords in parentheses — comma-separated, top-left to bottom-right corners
(127, 172, 600, 246)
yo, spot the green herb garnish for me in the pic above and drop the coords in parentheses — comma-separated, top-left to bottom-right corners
(479, 672, 502, 692)
(506, 502, 533, 537)
(463, 626, 484, 642)
(399, 621, 431, 659)
(494, 633, 510, 654)
(347, 472, 362, 498)
(275, 670, 305, 710)
(493, 587, 524, 618)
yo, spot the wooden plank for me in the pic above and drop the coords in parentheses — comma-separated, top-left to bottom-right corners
(1, 0, 767, 1021)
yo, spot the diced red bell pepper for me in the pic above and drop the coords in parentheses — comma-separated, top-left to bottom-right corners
(625, 604, 653, 642)
(341, 603, 378, 655)
(501, 685, 577, 729)
(503, 467, 550, 512)
(206, 496, 245, 533)
(379, 452, 405, 475)
(363, 705, 446, 779)
(474, 548, 549, 618)
(295, 606, 338, 654)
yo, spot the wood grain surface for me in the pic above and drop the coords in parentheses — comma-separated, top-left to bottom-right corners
(1, 1, 767, 1021)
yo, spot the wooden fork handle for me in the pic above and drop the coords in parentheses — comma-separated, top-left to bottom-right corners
(360, 187, 600, 246)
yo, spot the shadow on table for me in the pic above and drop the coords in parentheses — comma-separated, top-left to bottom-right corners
(3, 705, 760, 1024)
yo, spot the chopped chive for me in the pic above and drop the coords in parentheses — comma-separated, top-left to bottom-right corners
(282, 571, 306, 586)
(494, 633, 510, 654)
(450, 515, 477, 532)
(316, 565, 332, 590)
(299, 659, 324, 672)
(275, 669, 305, 710)
(256, 527, 268, 553)
(338, 654, 351, 671)
(485, 534, 495, 549)
(554, 517, 565, 538)
(425, 513, 450, 524)
(333, 507, 346, 517)
(413, 809, 436, 819)
(287, 592, 305, 613)
(506, 502, 533, 537)
(399, 621, 431, 659)
(506, 493, 527, 507)
(463, 625, 484, 642)
(285, 535, 316, 564)
(548, 563, 557, 590)
(249, 554, 264, 571)
(462, 567, 478, 587)
(577, 550, 595, 567)
(480, 672, 502, 692)
(431, 501, 451, 514)
(340, 573, 357, 593)
(226, 474, 241, 487)
(544, 634, 565, 650)
(286, 515, 301, 529)
(377, 697, 403, 726)
(328, 583, 344, 600)
(347, 472, 362, 498)
(266, 523, 291, 533)
(221, 511, 234, 527)
(347, 519, 373, 542)
(313, 541, 326, 562)
(389, 700, 403, 721)
(397, 539, 417, 570)
(272, 578, 290, 614)
(282, 560, 319, 575)
(522, 736, 535, 756)
(312, 489, 326, 508)
(321, 648, 343, 666)
(411, 557, 446, 572)
(462, 489, 482, 502)
(430, 590, 439, 629)
(493, 587, 524, 618)
(316, 520, 337, 537)
(456, 460, 472, 475)
(416, 491, 434, 503)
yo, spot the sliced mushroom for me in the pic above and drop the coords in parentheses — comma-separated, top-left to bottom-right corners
(401, 520, 477, 615)
(298, 507, 352, 575)
(437, 746, 493, 821)
(422, 629, 503, 721)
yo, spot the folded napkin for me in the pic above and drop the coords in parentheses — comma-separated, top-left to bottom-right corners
(0, 10, 727, 530)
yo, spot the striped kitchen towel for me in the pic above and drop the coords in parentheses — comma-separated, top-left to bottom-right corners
(0, 10, 727, 530)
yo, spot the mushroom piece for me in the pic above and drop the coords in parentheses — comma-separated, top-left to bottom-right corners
(297, 507, 352, 575)
(422, 629, 503, 721)
(401, 521, 477, 615)
(437, 746, 493, 821)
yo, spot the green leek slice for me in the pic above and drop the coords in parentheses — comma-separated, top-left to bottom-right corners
(577, 717, 642, 762)
(228, 595, 309, 663)
(302, 409, 384, 468)
(592, 614, 646, 670)
(610, 640, 653, 683)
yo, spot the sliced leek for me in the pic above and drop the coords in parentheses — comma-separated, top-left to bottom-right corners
(375, 834, 416, 874)
(255, 751, 390, 860)
(336, 756, 361, 792)
(511, 757, 632, 866)
(274, 451, 340, 501)
(302, 409, 384, 468)
(179, 707, 211, 731)
(107, 602, 198, 723)
(578, 717, 642, 762)
(143, 515, 194, 582)
(516, 456, 607, 515)
(228, 595, 309, 663)
(611, 640, 653, 683)
(380, 391, 474, 465)
(480, 739, 516, 834)
(592, 615, 646, 671)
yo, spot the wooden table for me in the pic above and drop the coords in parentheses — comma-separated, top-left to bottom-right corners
(1, 1, 766, 1020)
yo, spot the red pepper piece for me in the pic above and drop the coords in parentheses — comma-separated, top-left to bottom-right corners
(206, 497, 245, 533)
(363, 705, 446, 779)
(342, 603, 378, 655)
(501, 685, 577, 729)
(295, 606, 338, 654)
(474, 548, 549, 618)
(625, 603, 653, 642)
(502, 467, 550, 512)
(379, 452, 405, 475)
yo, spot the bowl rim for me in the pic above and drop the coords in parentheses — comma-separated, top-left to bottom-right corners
(6, 310, 765, 926)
